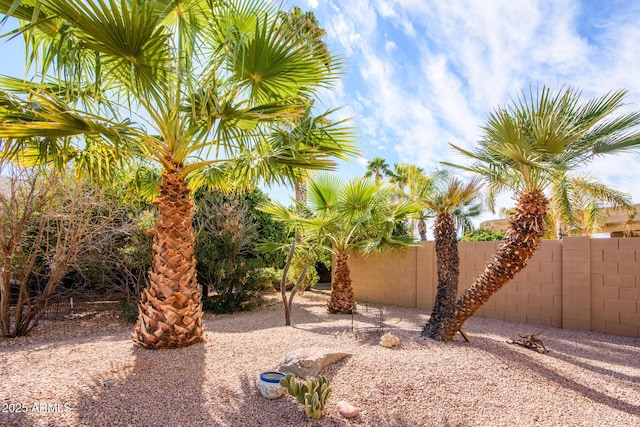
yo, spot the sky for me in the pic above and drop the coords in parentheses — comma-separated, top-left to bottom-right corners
(276, 0, 640, 224)
(2, 0, 640, 228)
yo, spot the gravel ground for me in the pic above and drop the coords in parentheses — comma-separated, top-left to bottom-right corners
(1, 293, 639, 427)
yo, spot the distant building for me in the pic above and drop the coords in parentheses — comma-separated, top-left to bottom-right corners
(480, 204, 640, 238)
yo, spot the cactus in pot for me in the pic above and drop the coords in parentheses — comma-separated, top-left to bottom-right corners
(280, 373, 332, 419)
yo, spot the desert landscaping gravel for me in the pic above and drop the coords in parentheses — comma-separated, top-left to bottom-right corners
(1, 293, 638, 426)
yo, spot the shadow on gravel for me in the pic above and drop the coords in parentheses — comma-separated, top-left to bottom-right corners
(210, 373, 418, 426)
(471, 334, 640, 417)
(75, 342, 214, 427)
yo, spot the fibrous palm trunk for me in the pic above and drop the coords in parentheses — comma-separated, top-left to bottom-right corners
(438, 190, 549, 341)
(134, 171, 203, 349)
(327, 253, 355, 314)
(422, 212, 459, 340)
(418, 217, 427, 241)
(294, 179, 307, 211)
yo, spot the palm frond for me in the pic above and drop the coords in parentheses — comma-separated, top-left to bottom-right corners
(448, 85, 640, 196)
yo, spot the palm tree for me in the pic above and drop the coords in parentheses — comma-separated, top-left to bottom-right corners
(261, 174, 418, 313)
(420, 176, 482, 341)
(266, 104, 357, 211)
(271, 7, 355, 210)
(389, 164, 449, 240)
(548, 173, 635, 238)
(0, 0, 352, 348)
(437, 85, 640, 341)
(364, 157, 391, 183)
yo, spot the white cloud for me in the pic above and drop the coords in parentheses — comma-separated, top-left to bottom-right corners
(307, 0, 318, 8)
(384, 41, 397, 53)
(294, 0, 640, 214)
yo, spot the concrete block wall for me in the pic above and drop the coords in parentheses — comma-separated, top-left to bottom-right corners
(590, 238, 640, 337)
(348, 237, 640, 338)
(348, 249, 417, 308)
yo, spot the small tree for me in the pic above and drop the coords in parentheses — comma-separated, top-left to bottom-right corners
(269, 241, 318, 326)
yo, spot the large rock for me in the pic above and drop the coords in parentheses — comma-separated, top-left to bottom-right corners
(279, 347, 351, 378)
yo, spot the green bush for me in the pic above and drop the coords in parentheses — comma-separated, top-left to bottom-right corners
(194, 189, 289, 313)
(251, 267, 283, 291)
(286, 250, 319, 291)
(459, 227, 505, 242)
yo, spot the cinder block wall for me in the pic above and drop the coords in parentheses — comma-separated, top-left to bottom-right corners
(349, 237, 639, 338)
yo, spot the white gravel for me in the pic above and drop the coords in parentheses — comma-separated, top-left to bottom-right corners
(1, 293, 639, 427)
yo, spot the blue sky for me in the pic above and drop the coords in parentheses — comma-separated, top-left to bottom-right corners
(277, 0, 640, 222)
(2, 1, 640, 227)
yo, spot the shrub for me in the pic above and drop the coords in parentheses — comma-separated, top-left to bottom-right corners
(0, 169, 125, 337)
(459, 227, 505, 242)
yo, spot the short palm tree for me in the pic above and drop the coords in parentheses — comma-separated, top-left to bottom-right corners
(0, 0, 352, 347)
(261, 174, 418, 313)
(420, 176, 482, 341)
(438, 85, 640, 341)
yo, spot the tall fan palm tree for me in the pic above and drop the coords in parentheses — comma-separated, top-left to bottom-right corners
(0, 0, 353, 348)
(261, 174, 418, 313)
(437, 85, 640, 341)
(363, 157, 391, 183)
(271, 7, 355, 209)
(420, 176, 482, 341)
(390, 164, 449, 240)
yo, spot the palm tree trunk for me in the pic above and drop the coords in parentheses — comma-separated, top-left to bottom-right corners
(422, 212, 459, 340)
(418, 218, 427, 241)
(134, 171, 203, 349)
(294, 179, 307, 211)
(327, 253, 355, 314)
(438, 190, 548, 341)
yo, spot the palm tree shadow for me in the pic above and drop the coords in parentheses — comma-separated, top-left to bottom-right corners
(75, 342, 214, 427)
(547, 343, 640, 383)
(471, 335, 640, 417)
(209, 300, 330, 333)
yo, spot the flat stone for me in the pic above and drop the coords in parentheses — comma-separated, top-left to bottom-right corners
(337, 400, 360, 418)
(279, 347, 351, 378)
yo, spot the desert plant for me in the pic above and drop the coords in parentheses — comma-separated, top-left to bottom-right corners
(0, 168, 120, 337)
(279, 373, 332, 419)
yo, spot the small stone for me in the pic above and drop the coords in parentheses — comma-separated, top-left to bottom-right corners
(337, 400, 360, 418)
(379, 333, 400, 348)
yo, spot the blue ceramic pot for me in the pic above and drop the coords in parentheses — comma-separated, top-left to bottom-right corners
(258, 371, 286, 399)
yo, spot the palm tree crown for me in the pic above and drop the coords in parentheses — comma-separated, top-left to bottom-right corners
(447, 86, 640, 207)
(363, 157, 391, 183)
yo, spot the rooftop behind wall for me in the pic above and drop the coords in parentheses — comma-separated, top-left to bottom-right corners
(348, 237, 639, 338)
